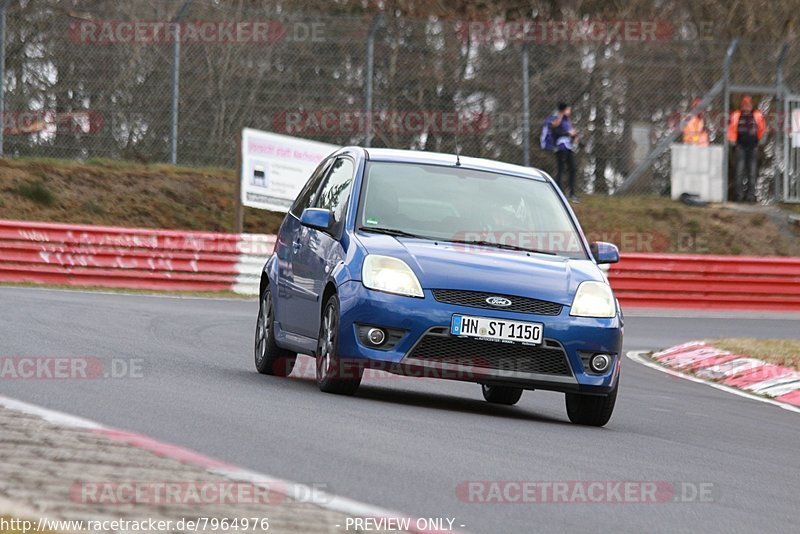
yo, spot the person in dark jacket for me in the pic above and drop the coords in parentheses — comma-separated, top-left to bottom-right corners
(548, 102, 579, 201)
(727, 95, 766, 203)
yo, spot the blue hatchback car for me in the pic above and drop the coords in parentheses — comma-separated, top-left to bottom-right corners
(255, 147, 623, 426)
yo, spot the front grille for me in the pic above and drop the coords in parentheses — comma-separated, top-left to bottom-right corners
(406, 333, 572, 376)
(432, 289, 562, 316)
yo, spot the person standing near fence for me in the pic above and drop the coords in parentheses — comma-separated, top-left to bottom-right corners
(727, 95, 766, 203)
(682, 98, 709, 146)
(544, 102, 579, 201)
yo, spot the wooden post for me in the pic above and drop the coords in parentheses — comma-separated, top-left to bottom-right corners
(234, 131, 244, 233)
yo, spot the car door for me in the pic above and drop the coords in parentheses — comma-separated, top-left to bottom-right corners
(275, 157, 332, 336)
(291, 156, 356, 338)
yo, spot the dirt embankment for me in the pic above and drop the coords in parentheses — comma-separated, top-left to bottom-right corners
(1, 157, 799, 256)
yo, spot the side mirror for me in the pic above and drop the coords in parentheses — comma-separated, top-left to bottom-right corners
(590, 241, 620, 264)
(299, 208, 334, 231)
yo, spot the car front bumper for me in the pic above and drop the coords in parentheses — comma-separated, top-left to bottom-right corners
(336, 281, 622, 395)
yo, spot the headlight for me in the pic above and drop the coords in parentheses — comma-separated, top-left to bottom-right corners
(362, 255, 424, 298)
(570, 281, 616, 318)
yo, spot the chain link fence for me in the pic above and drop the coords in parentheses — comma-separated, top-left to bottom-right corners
(2, 0, 799, 197)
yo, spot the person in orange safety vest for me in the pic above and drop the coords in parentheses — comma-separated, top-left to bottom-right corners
(682, 98, 709, 146)
(727, 95, 766, 202)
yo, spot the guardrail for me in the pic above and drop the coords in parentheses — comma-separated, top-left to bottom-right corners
(0, 220, 271, 295)
(608, 253, 800, 312)
(2, 220, 799, 311)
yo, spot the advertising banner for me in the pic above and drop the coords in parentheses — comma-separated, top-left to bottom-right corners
(240, 128, 338, 212)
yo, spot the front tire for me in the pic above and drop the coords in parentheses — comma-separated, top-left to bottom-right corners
(565, 383, 618, 427)
(316, 294, 363, 395)
(254, 287, 296, 377)
(481, 384, 523, 406)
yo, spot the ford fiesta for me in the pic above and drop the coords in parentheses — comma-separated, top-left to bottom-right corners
(255, 147, 623, 426)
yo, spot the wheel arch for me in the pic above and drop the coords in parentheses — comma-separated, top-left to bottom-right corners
(260, 270, 269, 298)
(261, 256, 279, 297)
(321, 281, 338, 317)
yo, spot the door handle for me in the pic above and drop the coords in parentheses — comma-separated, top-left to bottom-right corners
(292, 239, 302, 252)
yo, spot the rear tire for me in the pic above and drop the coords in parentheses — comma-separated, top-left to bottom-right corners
(254, 286, 296, 377)
(316, 294, 363, 395)
(565, 383, 618, 427)
(481, 384, 523, 406)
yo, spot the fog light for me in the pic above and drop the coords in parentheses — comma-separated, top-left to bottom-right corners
(366, 328, 386, 346)
(590, 354, 611, 373)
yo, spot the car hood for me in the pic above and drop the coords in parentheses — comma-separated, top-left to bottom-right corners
(355, 233, 605, 305)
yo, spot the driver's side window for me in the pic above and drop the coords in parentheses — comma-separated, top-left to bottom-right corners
(315, 157, 355, 233)
(290, 159, 332, 218)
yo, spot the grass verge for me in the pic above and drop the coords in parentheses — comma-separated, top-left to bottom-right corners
(572, 196, 800, 256)
(0, 157, 283, 234)
(1, 157, 799, 255)
(708, 338, 800, 369)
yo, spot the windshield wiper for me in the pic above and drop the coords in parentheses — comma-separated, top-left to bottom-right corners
(359, 229, 558, 255)
(444, 238, 557, 256)
(359, 227, 426, 239)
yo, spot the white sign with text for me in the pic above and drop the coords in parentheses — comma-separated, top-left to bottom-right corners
(240, 128, 338, 212)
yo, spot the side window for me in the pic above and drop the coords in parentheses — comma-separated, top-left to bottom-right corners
(290, 159, 332, 218)
(315, 158, 355, 233)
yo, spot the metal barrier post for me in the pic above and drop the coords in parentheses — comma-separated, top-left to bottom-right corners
(775, 43, 789, 202)
(169, 0, 193, 165)
(364, 14, 383, 148)
(522, 42, 530, 167)
(0, 0, 10, 157)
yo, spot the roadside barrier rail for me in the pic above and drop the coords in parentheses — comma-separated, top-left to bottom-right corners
(608, 253, 800, 312)
(0, 219, 270, 294)
(2, 220, 798, 311)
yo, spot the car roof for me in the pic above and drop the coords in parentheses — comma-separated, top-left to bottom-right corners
(355, 147, 549, 181)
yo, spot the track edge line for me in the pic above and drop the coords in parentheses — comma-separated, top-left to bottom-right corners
(625, 351, 800, 414)
(0, 393, 464, 534)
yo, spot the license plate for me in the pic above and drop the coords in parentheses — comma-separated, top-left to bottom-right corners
(450, 315, 543, 345)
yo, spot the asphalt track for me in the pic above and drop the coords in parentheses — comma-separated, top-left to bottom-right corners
(0, 287, 797, 533)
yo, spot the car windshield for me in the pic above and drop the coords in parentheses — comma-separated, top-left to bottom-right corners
(358, 161, 588, 259)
